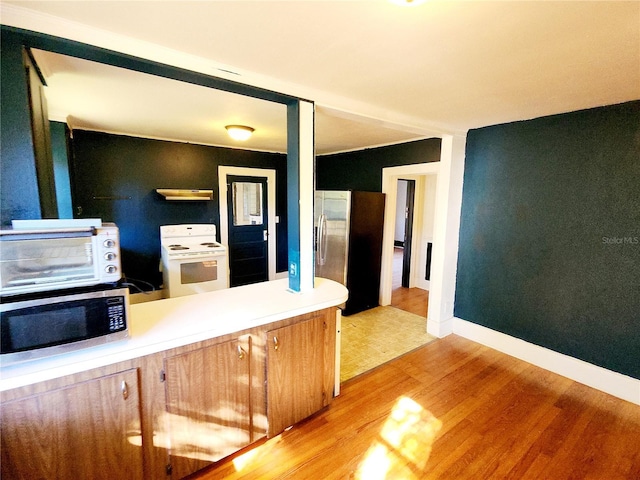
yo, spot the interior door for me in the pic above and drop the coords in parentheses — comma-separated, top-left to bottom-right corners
(402, 179, 416, 288)
(227, 175, 269, 287)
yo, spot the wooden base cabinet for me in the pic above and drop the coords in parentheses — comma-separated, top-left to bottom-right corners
(0, 307, 337, 480)
(163, 334, 265, 479)
(0, 368, 144, 480)
(266, 310, 336, 437)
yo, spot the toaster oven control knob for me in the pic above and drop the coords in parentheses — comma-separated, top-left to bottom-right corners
(105, 265, 118, 274)
(104, 252, 117, 261)
(103, 239, 117, 248)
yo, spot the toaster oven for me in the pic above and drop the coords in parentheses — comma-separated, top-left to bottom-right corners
(0, 221, 122, 297)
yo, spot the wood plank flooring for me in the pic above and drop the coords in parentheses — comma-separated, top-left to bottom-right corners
(391, 247, 429, 317)
(190, 335, 640, 479)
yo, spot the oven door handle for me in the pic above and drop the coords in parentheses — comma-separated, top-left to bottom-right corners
(0, 228, 95, 241)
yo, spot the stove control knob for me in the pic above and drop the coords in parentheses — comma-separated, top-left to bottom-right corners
(103, 239, 116, 248)
(104, 252, 117, 261)
(105, 265, 118, 274)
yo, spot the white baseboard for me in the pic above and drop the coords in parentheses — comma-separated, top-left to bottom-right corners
(427, 316, 454, 338)
(453, 317, 640, 405)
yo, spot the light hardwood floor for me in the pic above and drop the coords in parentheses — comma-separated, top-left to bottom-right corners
(191, 334, 640, 479)
(391, 247, 429, 317)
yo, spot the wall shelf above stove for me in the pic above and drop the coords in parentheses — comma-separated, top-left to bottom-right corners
(156, 189, 213, 201)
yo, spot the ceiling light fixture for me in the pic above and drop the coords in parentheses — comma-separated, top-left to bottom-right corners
(225, 125, 254, 141)
(389, 0, 428, 6)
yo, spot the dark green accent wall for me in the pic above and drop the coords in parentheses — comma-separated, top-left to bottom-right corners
(316, 138, 442, 191)
(0, 28, 41, 225)
(69, 130, 288, 290)
(455, 101, 640, 379)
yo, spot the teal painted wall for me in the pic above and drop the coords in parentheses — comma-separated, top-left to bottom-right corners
(455, 101, 640, 379)
(0, 28, 41, 225)
(316, 138, 441, 191)
(69, 130, 288, 290)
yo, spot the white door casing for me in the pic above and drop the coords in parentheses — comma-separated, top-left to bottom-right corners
(218, 166, 277, 282)
(380, 133, 466, 338)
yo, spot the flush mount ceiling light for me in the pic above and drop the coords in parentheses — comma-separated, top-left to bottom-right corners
(225, 125, 254, 141)
(389, 0, 428, 5)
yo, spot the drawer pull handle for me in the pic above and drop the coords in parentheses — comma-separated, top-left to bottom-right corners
(121, 380, 129, 400)
(273, 336, 279, 351)
(237, 345, 246, 360)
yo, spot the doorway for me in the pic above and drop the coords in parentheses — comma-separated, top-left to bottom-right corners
(218, 166, 277, 283)
(380, 163, 440, 318)
(391, 178, 429, 317)
(395, 179, 416, 288)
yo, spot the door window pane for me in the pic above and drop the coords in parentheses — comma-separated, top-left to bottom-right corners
(232, 182, 263, 226)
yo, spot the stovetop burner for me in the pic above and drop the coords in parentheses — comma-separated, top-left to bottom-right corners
(164, 242, 223, 251)
(168, 245, 189, 250)
(160, 224, 226, 258)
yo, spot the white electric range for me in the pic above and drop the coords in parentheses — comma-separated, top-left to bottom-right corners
(160, 224, 229, 298)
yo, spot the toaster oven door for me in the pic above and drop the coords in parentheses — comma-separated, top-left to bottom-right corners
(0, 233, 98, 295)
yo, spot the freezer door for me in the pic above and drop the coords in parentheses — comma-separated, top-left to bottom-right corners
(314, 191, 350, 285)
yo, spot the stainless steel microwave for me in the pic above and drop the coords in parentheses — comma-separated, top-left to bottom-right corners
(0, 286, 129, 366)
(0, 222, 122, 297)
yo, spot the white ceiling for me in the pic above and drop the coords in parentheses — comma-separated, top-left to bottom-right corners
(3, 1, 640, 155)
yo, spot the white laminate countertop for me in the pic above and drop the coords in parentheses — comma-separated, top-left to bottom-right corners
(0, 278, 348, 392)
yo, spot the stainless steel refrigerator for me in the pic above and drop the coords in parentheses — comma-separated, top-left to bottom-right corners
(314, 190, 386, 315)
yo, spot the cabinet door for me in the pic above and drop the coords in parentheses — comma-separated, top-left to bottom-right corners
(1, 368, 143, 480)
(266, 315, 327, 436)
(164, 336, 251, 479)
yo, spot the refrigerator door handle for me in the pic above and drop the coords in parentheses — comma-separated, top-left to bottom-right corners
(317, 213, 327, 266)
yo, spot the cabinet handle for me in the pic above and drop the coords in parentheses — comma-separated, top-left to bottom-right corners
(273, 336, 279, 351)
(237, 345, 246, 360)
(121, 380, 129, 400)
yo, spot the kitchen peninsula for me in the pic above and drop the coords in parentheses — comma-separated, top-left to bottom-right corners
(1, 278, 348, 480)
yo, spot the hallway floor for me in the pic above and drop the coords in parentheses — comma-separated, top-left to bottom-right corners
(390, 247, 429, 316)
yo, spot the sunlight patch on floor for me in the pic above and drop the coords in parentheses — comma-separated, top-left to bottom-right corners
(231, 433, 285, 473)
(356, 396, 442, 479)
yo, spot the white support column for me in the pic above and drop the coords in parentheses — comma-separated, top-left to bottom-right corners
(427, 133, 466, 337)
